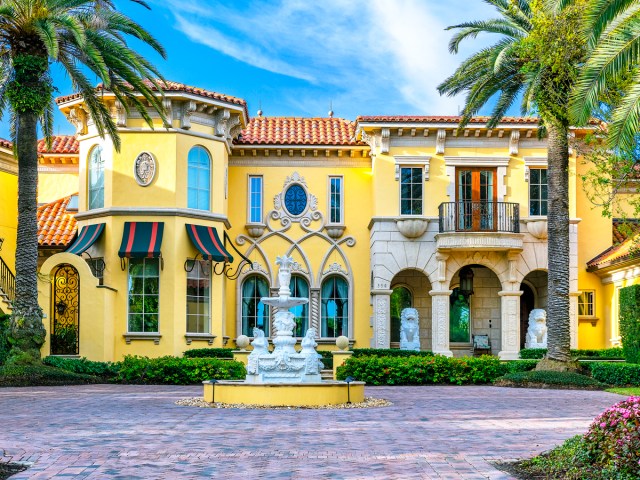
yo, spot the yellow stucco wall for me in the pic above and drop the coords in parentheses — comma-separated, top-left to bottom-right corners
(38, 172, 78, 204)
(0, 166, 18, 275)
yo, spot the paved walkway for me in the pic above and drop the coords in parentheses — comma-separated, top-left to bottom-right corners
(0, 385, 622, 479)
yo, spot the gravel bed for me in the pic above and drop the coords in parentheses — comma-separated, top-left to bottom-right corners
(175, 396, 392, 409)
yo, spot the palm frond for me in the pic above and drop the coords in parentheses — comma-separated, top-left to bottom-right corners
(608, 71, 640, 152)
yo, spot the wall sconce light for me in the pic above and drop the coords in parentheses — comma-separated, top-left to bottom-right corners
(459, 266, 474, 296)
(55, 301, 68, 316)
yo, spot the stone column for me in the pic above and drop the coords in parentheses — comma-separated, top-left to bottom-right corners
(371, 289, 392, 348)
(498, 290, 523, 360)
(569, 292, 580, 349)
(429, 290, 453, 357)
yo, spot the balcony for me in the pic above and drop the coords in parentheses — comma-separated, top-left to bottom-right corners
(436, 202, 523, 251)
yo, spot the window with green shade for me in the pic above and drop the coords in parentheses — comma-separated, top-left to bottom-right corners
(128, 258, 159, 333)
(242, 275, 270, 336)
(186, 260, 210, 334)
(290, 275, 309, 337)
(321, 276, 348, 337)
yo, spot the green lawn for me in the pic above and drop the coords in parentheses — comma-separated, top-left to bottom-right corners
(606, 387, 640, 396)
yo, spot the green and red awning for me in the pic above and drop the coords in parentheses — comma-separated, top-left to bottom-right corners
(65, 223, 105, 255)
(118, 222, 164, 258)
(186, 224, 233, 262)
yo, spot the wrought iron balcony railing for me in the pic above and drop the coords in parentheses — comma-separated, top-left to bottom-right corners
(438, 202, 520, 233)
(0, 255, 16, 304)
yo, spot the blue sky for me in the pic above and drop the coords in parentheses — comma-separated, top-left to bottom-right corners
(1, 0, 500, 140)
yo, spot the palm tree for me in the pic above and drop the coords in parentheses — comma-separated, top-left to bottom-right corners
(438, 0, 588, 363)
(0, 0, 167, 363)
(570, 0, 640, 153)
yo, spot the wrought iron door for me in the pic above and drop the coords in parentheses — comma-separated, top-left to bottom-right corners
(51, 264, 80, 355)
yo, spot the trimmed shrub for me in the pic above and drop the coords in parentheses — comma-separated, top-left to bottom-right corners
(519, 347, 625, 360)
(519, 348, 547, 359)
(504, 360, 538, 373)
(183, 348, 235, 359)
(116, 355, 245, 385)
(351, 348, 434, 358)
(619, 285, 640, 363)
(336, 354, 506, 385)
(494, 370, 607, 389)
(587, 362, 640, 386)
(0, 364, 99, 387)
(584, 396, 640, 477)
(0, 313, 10, 366)
(43, 356, 119, 379)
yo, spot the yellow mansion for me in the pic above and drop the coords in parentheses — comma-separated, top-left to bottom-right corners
(0, 81, 635, 362)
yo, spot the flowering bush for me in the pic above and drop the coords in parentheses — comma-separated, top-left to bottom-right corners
(584, 396, 640, 476)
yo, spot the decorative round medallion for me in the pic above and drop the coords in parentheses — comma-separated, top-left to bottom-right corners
(134, 152, 156, 186)
(284, 184, 307, 216)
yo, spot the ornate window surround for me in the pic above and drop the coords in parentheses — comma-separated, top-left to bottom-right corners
(444, 156, 510, 201)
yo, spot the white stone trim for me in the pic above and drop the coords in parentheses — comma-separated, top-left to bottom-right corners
(524, 156, 548, 182)
(74, 207, 231, 228)
(229, 156, 371, 168)
(444, 157, 510, 201)
(393, 155, 431, 181)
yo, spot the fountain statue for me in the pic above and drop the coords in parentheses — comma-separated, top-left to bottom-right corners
(245, 255, 323, 383)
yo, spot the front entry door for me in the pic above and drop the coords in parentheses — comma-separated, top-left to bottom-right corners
(51, 264, 80, 355)
(456, 168, 497, 231)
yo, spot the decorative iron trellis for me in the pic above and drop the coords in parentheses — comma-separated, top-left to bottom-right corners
(51, 264, 80, 355)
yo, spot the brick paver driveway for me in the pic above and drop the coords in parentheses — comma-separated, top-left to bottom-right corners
(0, 384, 621, 479)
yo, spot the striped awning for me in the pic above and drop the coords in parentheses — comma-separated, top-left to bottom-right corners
(65, 223, 105, 255)
(118, 222, 164, 258)
(185, 224, 233, 262)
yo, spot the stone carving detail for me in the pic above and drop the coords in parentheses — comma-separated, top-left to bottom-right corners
(134, 152, 156, 186)
(300, 327, 324, 374)
(436, 129, 446, 154)
(526, 220, 548, 239)
(396, 218, 429, 238)
(510, 130, 520, 155)
(324, 262, 348, 276)
(506, 298, 518, 347)
(381, 128, 390, 153)
(162, 99, 172, 128)
(214, 108, 230, 137)
(376, 296, 388, 348)
(400, 308, 420, 351)
(525, 309, 548, 348)
(68, 106, 87, 135)
(114, 100, 127, 127)
(435, 295, 447, 349)
(181, 101, 197, 129)
(272, 172, 319, 225)
(247, 327, 269, 374)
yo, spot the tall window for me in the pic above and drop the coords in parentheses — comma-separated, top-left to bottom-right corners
(400, 167, 423, 215)
(290, 276, 309, 337)
(578, 290, 595, 317)
(248, 176, 263, 223)
(329, 176, 343, 224)
(186, 260, 210, 334)
(88, 146, 104, 210)
(529, 168, 548, 216)
(242, 276, 270, 336)
(321, 276, 348, 337)
(128, 258, 159, 333)
(390, 286, 412, 343)
(187, 146, 211, 210)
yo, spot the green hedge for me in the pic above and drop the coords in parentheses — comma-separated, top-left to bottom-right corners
(586, 362, 640, 386)
(0, 364, 99, 387)
(519, 347, 625, 360)
(116, 355, 245, 384)
(620, 285, 640, 363)
(351, 348, 434, 358)
(182, 348, 235, 359)
(43, 356, 120, 379)
(0, 313, 10, 366)
(504, 360, 538, 373)
(495, 370, 607, 389)
(336, 354, 506, 385)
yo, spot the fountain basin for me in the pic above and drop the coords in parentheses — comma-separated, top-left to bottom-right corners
(203, 380, 365, 407)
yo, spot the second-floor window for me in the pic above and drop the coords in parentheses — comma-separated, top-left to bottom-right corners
(400, 167, 423, 215)
(248, 176, 263, 223)
(329, 176, 343, 223)
(188, 146, 211, 210)
(579, 290, 595, 317)
(529, 168, 548, 216)
(88, 145, 104, 210)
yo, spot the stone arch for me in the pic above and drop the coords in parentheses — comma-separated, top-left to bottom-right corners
(444, 251, 509, 289)
(390, 268, 432, 350)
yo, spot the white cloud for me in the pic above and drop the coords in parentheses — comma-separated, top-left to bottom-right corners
(158, 0, 496, 116)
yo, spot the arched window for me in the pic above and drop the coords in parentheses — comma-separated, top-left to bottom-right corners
(241, 275, 270, 336)
(390, 286, 412, 343)
(290, 275, 309, 337)
(321, 276, 348, 337)
(88, 145, 104, 210)
(187, 146, 211, 210)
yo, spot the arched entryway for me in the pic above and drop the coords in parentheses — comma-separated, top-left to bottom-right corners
(50, 264, 80, 355)
(519, 269, 548, 349)
(390, 269, 432, 350)
(449, 265, 502, 356)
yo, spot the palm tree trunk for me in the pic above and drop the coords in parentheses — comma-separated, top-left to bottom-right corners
(8, 110, 46, 363)
(546, 124, 571, 362)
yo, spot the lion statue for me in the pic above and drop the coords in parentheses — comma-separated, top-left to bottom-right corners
(525, 309, 548, 348)
(400, 307, 420, 351)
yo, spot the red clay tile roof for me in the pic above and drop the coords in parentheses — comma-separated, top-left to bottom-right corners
(37, 135, 79, 155)
(56, 79, 248, 112)
(235, 117, 364, 146)
(356, 115, 541, 124)
(38, 195, 78, 247)
(0, 138, 12, 149)
(587, 219, 640, 270)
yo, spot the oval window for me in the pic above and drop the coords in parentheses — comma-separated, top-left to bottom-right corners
(284, 184, 307, 216)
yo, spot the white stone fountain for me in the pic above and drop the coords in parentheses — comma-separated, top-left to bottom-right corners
(245, 255, 323, 383)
